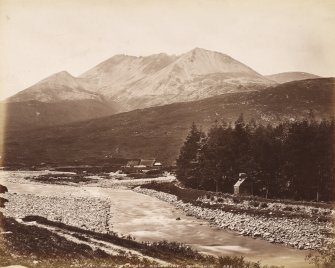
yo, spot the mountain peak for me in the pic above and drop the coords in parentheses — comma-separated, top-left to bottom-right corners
(49, 70, 73, 78)
(173, 47, 261, 78)
(186, 47, 229, 57)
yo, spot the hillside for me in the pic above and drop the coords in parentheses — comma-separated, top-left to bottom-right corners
(1, 99, 120, 131)
(266, 72, 320, 83)
(3, 78, 334, 167)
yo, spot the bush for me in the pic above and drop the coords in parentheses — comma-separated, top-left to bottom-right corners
(0, 197, 8, 208)
(260, 202, 268, 208)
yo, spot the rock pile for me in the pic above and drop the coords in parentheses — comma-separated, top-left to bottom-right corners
(3, 193, 112, 233)
(134, 188, 332, 250)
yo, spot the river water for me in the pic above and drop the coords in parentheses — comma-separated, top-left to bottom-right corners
(0, 171, 313, 268)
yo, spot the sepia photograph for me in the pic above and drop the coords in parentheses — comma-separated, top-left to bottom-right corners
(0, 0, 334, 267)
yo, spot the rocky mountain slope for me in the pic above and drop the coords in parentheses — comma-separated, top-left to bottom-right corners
(266, 72, 320, 83)
(3, 78, 334, 167)
(81, 48, 274, 110)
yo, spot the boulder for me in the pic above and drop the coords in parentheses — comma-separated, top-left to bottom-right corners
(0, 184, 8, 193)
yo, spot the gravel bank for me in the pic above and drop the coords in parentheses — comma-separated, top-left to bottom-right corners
(134, 187, 333, 251)
(3, 193, 112, 233)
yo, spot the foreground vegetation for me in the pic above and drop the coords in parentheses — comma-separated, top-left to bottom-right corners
(177, 116, 334, 201)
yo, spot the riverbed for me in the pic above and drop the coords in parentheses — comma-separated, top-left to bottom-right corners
(0, 171, 313, 268)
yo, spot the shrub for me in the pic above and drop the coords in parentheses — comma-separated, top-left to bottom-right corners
(260, 202, 268, 208)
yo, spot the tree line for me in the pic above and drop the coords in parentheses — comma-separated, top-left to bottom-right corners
(176, 115, 334, 201)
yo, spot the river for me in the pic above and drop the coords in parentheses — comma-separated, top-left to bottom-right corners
(0, 171, 313, 268)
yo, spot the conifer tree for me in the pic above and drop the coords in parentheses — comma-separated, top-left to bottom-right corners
(176, 123, 204, 187)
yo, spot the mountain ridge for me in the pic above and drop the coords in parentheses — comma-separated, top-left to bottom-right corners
(8, 48, 275, 110)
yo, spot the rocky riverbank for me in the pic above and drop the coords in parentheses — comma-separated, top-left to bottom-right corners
(134, 187, 333, 251)
(3, 193, 112, 233)
(1, 170, 175, 189)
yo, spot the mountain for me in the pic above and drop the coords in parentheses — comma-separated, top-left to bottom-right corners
(3, 78, 334, 167)
(4, 48, 276, 130)
(266, 72, 320, 83)
(81, 48, 275, 110)
(10, 49, 273, 109)
(4, 71, 121, 130)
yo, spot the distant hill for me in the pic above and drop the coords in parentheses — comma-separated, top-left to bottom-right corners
(266, 72, 320, 83)
(3, 78, 334, 167)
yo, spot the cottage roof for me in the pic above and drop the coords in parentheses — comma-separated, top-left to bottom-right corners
(140, 159, 156, 167)
(126, 160, 140, 166)
(234, 178, 247, 187)
(134, 165, 147, 168)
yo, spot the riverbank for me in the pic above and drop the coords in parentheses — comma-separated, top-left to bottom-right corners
(0, 171, 321, 267)
(134, 185, 333, 251)
(3, 193, 112, 233)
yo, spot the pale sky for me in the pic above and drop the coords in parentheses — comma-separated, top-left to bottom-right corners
(1, 0, 335, 99)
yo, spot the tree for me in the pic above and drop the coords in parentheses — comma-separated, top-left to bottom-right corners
(175, 117, 335, 201)
(198, 122, 236, 192)
(176, 123, 204, 187)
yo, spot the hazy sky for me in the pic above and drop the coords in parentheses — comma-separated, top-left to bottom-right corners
(1, 0, 335, 99)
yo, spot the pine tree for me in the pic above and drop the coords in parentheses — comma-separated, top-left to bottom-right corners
(176, 123, 204, 187)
